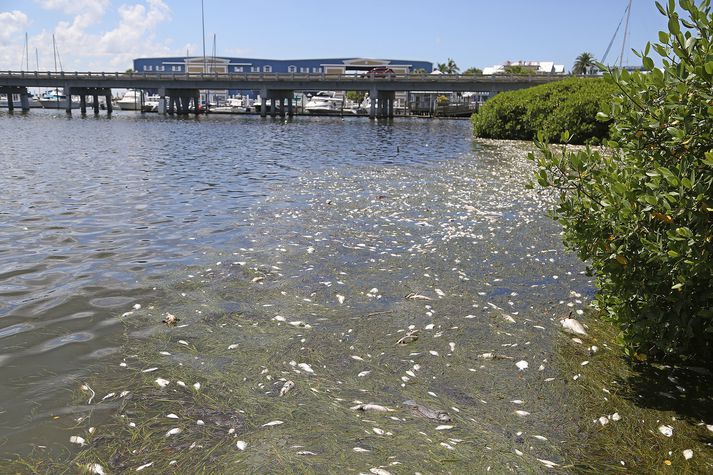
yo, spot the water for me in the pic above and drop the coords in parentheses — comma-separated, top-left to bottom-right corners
(0, 110, 593, 472)
(0, 111, 470, 450)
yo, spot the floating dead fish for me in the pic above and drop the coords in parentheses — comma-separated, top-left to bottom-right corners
(135, 462, 153, 471)
(405, 293, 432, 301)
(236, 440, 247, 450)
(515, 360, 529, 371)
(372, 427, 385, 435)
(396, 330, 419, 346)
(353, 447, 370, 452)
(658, 424, 673, 437)
(85, 463, 105, 475)
(162, 313, 179, 326)
(403, 400, 451, 422)
(351, 403, 394, 412)
(297, 363, 314, 374)
(369, 468, 393, 475)
(262, 420, 284, 427)
(155, 378, 169, 388)
(69, 435, 86, 446)
(560, 317, 587, 336)
(515, 410, 530, 417)
(357, 371, 371, 377)
(683, 449, 693, 460)
(537, 459, 559, 468)
(289, 321, 312, 329)
(251, 276, 264, 283)
(336, 294, 345, 304)
(165, 428, 182, 437)
(297, 450, 317, 456)
(435, 425, 453, 430)
(279, 380, 295, 396)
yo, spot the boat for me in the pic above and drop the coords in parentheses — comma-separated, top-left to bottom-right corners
(38, 89, 79, 109)
(211, 96, 252, 113)
(0, 93, 42, 109)
(304, 91, 345, 114)
(116, 90, 144, 110)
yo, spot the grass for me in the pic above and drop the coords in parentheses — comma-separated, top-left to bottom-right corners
(556, 313, 713, 473)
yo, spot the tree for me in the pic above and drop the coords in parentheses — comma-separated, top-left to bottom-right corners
(346, 91, 365, 104)
(529, 0, 713, 361)
(573, 52, 596, 75)
(504, 65, 535, 75)
(436, 58, 460, 75)
(412, 68, 427, 74)
(462, 67, 483, 76)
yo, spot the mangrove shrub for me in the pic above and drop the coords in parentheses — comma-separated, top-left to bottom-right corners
(471, 78, 617, 144)
(529, 0, 713, 360)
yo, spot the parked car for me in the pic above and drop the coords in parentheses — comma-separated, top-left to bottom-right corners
(364, 67, 396, 78)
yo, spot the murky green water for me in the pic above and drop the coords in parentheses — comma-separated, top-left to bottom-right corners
(1, 110, 592, 473)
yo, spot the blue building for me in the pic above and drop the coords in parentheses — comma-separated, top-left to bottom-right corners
(132, 56, 433, 76)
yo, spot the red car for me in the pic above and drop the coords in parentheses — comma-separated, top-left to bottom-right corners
(364, 67, 396, 78)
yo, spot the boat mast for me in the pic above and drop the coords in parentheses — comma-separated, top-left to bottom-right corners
(52, 34, 58, 73)
(25, 32, 29, 71)
(201, 0, 207, 73)
(618, 0, 633, 67)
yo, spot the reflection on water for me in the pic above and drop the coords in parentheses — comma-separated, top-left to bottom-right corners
(0, 110, 472, 454)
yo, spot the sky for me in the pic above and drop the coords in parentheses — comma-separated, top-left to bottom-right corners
(0, 0, 670, 73)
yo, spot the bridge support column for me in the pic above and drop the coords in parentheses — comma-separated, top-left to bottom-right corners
(64, 87, 72, 113)
(260, 88, 267, 117)
(270, 98, 276, 117)
(93, 94, 100, 114)
(194, 95, 200, 114)
(287, 97, 293, 117)
(369, 88, 377, 119)
(80, 94, 87, 114)
(105, 94, 113, 114)
(20, 91, 29, 111)
(6, 93, 14, 111)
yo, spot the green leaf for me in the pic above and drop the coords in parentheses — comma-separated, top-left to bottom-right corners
(656, 1, 666, 15)
(658, 31, 670, 43)
(676, 227, 693, 238)
(596, 112, 609, 121)
(668, 250, 680, 258)
(705, 62, 713, 75)
(643, 56, 655, 70)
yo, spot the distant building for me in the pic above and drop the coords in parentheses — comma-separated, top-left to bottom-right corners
(482, 60, 566, 75)
(133, 56, 432, 76)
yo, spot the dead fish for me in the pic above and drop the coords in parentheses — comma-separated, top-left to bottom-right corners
(405, 292, 432, 301)
(403, 400, 451, 422)
(350, 403, 394, 412)
(396, 330, 419, 346)
(279, 380, 295, 396)
(560, 314, 587, 336)
(162, 313, 179, 326)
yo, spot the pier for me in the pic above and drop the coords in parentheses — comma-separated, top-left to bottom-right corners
(0, 70, 566, 118)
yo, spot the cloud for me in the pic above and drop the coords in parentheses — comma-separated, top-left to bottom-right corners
(0, 10, 29, 44)
(1, 1, 177, 71)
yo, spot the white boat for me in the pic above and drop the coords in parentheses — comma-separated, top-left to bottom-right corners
(304, 91, 344, 114)
(116, 90, 143, 110)
(38, 89, 79, 109)
(0, 93, 42, 109)
(144, 94, 160, 112)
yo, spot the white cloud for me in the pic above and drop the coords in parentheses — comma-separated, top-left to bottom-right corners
(0, 10, 29, 44)
(1, 1, 178, 71)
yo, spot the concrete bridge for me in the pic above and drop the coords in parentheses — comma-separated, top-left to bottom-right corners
(0, 70, 566, 118)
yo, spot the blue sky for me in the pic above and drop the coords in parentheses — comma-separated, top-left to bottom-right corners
(0, 1, 668, 72)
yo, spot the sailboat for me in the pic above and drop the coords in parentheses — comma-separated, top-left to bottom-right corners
(0, 33, 41, 109)
(39, 34, 79, 109)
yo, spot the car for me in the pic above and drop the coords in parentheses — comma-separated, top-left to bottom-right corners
(364, 67, 396, 78)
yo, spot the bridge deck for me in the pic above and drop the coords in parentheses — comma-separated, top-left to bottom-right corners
(0, 71, 567, 93)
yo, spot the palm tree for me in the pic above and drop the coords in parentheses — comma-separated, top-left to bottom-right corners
(573, 52, 595, 75)
(436, 58, 460, 75)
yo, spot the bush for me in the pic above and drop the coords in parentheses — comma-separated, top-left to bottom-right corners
(529, 0, 713, 361)
(472, 78, 617, 144)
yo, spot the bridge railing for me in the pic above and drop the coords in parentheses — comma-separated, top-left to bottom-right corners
(0, 70, 569, 83)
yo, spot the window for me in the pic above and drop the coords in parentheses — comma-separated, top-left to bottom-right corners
(263, 65, 272, 72)
(234, 66, 243, 72)
(288, 65, 297, 73)
(300, 67, 307, 73)
(157, 65, 165, 71)
(312, 67, 322, 73)
(171, 65, 182, 72)
(250, 66, 259, 72)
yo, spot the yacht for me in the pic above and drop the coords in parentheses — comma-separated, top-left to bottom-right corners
(38, 89, 79, 109)
(304, 91, 344, 114)
(116, 90, 144, 111)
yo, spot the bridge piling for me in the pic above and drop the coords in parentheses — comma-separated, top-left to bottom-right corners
(80, 94, 87, 114)
(20, 91, 29, 111)
(6, 93, 13, 111)
(105, 94, 113, 114)
(93, 94, 99, 114)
